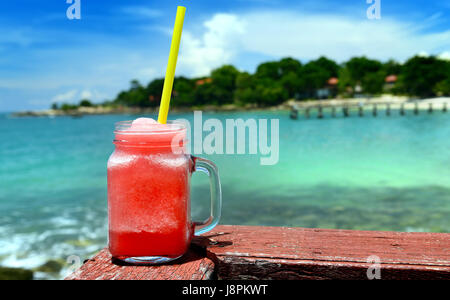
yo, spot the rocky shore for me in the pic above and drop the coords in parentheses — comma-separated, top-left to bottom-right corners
(12, 106, 155, 118)
(0, 266, 33, 280)
(0, 259, 66, 280)
(11, 102, 290, 118)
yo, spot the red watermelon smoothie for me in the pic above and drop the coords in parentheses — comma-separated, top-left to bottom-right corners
(107, 118, 193, 261)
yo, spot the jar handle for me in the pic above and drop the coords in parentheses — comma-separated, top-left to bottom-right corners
(191, 156, 222, 235)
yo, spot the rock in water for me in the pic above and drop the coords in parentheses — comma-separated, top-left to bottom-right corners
(35, 260, 63, 273)
(0, 267, 33, 280)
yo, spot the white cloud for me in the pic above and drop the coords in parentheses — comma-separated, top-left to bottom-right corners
(80, 89, 108, 101)
(178, 14, 246, 77)
(81, 89, 109, 101)
(52, 90, 78, 103)
(241, 12, 423, 61)
(51, 89, 108, 104)
(80, 90, 92, 99)
(438, 51, 450, 61)
(177, 11, 450, 77)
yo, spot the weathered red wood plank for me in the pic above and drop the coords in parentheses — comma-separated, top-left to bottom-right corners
(65, 245, 215, 280)
(214, 256, 450, 280)
(66, 225, 450, 280)
(203, 225, 450, 280)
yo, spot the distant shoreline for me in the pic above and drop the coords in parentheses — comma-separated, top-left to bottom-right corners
(10, 103, 290, 118)
(10, 96, 450, 118)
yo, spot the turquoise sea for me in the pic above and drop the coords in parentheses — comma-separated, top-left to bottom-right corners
(0, 110, 449, 278)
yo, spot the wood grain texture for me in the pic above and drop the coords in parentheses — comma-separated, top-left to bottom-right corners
(65, 244, 215, 280)
(66, 225, 450, 280)
(202, 225, 450, 280)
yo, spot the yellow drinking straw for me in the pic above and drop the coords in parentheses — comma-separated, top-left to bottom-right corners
(158, 6, 186, 124)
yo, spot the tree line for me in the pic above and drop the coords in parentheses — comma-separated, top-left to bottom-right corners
(53, 55, 450, 110)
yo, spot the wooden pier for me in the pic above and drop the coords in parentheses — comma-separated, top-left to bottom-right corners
(289, 101, 448, 120)
(66, 225, 450, 280)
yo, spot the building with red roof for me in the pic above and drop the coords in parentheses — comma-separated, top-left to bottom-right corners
(384, 75, 398, 91)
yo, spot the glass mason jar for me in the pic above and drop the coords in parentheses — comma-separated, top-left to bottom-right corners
(107, 121, 221, 264)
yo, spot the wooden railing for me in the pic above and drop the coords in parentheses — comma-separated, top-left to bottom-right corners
(66, 225, 450, 280)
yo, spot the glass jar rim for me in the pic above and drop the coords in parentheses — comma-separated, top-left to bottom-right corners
(114, 120, 186, 135)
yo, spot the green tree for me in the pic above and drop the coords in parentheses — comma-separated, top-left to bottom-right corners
(193, 82, 215, 106)
(383, 59, 402, 75)
(337, 67, 353, 96)
(280, 72, 302, 98)
(204, 65, 240, 105)
(60, 103, 77, 111)
(345, 56, 382, 82)
(278, 58, 303, 98)
(255, 61, 282, 80)
(235, 70, 288, 106)
(400, 56, 450, 97)
(234, 72, 257, 105)
(115, 79, 149, 107)
(278, 57, 302, 75)
(146, 78, 165, 107)
(253, 58, 305, 100)
(173, 77, 196, 106)
(79, 99, 93, 107)
(342, 57, 384, 94)
(256, 83, 288, 106)
(313, 56, 340, 77)
(362, 70, 386, 95)
(293, 57, 340, 98)
(434, 76, 450, 96)
(299, 61, 329, 95)
(105, 54, 450, 108)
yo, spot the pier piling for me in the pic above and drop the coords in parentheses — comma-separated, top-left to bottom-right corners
(358, 106, 364, 117)
(290, 100, 445, 121)
(400, 103, 405, 116)
(343, 106, 349, 117)
(414, 102, 419, 115)
(289, 108, 298, 120)
(318, 106, 323, 119)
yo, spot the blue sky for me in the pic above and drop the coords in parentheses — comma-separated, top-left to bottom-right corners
(0, 0, 449, 111)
